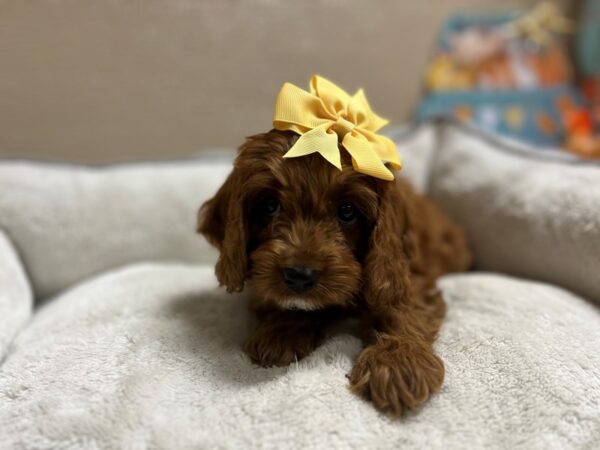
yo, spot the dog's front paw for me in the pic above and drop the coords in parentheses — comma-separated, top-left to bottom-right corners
(348, 334, 444, 416)
(243, 322, 321, 367)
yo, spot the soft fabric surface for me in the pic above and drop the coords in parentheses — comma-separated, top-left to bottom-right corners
(0, 126, 432, 301)
(0, 160, 230, 299)
(429, 123, 600, 304)
(0, 230, 32, 361)
(388, 125, 436, 194)
(1, 264, 599, 449)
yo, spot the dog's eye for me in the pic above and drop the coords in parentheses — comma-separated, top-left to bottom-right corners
(260, 197, 280, 217)
(337, 202, 358, 224)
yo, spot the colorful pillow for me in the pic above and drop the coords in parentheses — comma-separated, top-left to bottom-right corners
(416, 4, 581, 147)
(567, 0, 600, 158)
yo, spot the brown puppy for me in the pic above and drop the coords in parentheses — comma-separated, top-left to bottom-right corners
(198, 129, 472, 415)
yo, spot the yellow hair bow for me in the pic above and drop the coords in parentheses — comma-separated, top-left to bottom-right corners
(273, 75, 401, 181)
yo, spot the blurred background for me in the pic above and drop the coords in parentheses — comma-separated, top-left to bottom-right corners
(1, 0, 597, 163)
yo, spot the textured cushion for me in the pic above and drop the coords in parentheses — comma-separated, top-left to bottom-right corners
(1, 264, 598, 449)
(429, 122, 600, 304)
(0, 231, 32, 359)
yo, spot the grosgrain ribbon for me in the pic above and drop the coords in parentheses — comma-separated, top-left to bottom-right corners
(273, 75, 401, 181)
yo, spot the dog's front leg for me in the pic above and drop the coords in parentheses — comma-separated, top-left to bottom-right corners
(348, 303, 445, 416)
(244, 310, 334, 367)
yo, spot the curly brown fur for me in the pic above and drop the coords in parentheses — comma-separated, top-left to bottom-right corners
(244, 309, 339, 367)
(198, 129, 472, 416)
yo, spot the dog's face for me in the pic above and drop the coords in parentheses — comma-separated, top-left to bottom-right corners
(199, 130, 406, 312)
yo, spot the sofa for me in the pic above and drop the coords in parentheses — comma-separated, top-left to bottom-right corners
(1, 122, 599, 449)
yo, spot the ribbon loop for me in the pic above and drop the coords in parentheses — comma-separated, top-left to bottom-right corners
(273, 75, 401, 181)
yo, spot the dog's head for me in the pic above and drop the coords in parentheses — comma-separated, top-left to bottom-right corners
(198, 130, 408, 312)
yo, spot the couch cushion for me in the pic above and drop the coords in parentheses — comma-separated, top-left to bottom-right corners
(429, 122, 600, 304)
(1, 264, 598, 449)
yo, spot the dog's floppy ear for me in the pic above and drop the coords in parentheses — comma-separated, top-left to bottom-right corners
(198, 168, 248, 293)
(362, 181, 414, 316)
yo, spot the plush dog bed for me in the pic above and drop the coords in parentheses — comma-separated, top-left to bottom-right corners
(1, 124, 599, 449)
(428, 122, 600, 304)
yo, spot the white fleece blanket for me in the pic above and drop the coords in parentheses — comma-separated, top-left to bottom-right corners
(1, 264, 599, 449)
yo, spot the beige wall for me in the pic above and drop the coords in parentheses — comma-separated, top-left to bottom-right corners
(0, 0, 575, 163)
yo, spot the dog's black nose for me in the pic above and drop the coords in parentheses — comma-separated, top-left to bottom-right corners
(282, 266, 319, 293)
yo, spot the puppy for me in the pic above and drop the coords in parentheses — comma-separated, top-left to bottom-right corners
(198, 129, 471, 415)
